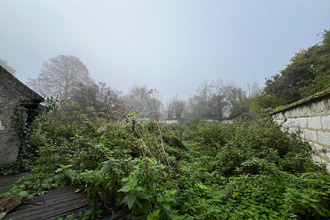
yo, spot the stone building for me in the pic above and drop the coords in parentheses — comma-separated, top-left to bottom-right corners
(0, 65, 44, 165)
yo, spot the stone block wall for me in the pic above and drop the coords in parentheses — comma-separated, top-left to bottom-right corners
(0, 65, 43, 165)
(272, 91, 330, 172)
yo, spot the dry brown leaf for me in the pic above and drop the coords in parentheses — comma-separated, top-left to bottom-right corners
(0, 196, 21, 217)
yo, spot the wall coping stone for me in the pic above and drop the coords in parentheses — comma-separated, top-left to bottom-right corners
(0, 65, 44, 102)
(270, 88, 330, 115)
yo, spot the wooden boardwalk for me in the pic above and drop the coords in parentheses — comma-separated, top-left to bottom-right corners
(0, 172, 30, 194)
(0, 173, 130, 220)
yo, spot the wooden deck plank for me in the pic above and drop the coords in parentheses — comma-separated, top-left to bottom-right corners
(6, 198, 88, 220)
(5, 186, 89, 220)
(1, 173, 131, 219)
(0, 172, 30, 194)
(15, 186, 86, 212)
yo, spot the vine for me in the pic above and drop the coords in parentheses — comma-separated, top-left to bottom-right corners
(0, 100, 44, 174)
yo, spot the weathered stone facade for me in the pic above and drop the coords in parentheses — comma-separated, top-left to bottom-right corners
(271, 90, 330, 172)
(0, 65, 43, 165)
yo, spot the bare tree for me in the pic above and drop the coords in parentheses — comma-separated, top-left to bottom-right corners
(246, 82, 260, 97)
(27, 55, 93, 100)
(123, 86, 163, 119)
(123, 86, 149, 115)
(146, 89, 163, 121)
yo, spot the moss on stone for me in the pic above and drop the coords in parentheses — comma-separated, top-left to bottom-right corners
(272, 87, 330, 115)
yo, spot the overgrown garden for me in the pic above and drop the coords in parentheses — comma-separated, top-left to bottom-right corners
(1, 100, 330, 219)
(1, 29, 330, 219)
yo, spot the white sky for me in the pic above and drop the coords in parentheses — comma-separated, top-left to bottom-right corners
(1, 0, 329, 101)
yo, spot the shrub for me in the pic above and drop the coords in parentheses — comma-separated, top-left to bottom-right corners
(12, 107, 328, 219)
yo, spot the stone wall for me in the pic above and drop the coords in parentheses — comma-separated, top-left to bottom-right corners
(271, 90, 330, 172)
(0, 65, 43, 165)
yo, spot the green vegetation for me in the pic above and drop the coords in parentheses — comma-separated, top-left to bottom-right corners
(252, 29, 330, 114)
(273, 87, 330, 113)
(2, 29, 330, 220)
(1, 100, 329, 219)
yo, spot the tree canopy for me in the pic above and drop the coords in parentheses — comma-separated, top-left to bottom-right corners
(27, 55, 93, 100)
(263, 29, 330, 105)
(252, 29, 330, 115)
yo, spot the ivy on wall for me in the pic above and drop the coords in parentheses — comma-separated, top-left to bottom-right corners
(10, 101, 44, 170)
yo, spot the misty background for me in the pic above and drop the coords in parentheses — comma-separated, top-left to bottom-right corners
(1, 0, 330, 102)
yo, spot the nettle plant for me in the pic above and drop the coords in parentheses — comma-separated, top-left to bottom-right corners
(4, 97, 329, 220)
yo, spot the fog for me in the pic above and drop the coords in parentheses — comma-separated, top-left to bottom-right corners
(1, 0, 330, 101)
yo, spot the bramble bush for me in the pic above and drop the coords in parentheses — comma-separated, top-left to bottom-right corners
(2, 102, 329, 219)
